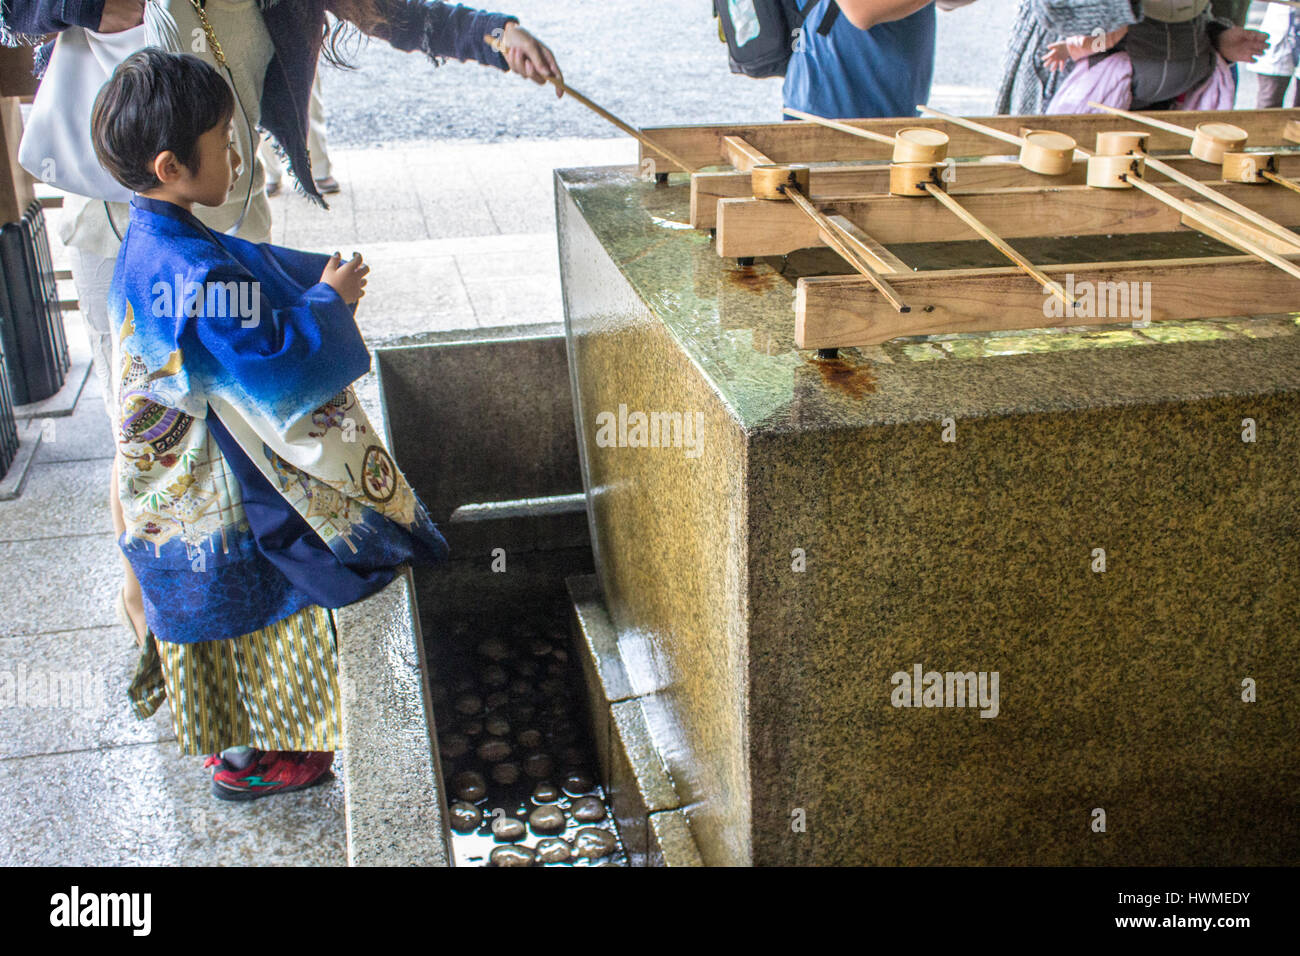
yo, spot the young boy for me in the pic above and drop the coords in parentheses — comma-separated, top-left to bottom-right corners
(92, 49, 448, 800)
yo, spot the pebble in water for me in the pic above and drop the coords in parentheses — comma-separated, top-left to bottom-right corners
(528, 638, 552, 657)
(439, 733, 469, 760)
(573, 827, 616, 860)
(532, 781, 561, 803)
(480, 664, 509, 688)
(538, 678, 565, 697)
(453, 694, 482, 716)
(546, 662, 567, 679)
(528, 804, 567, 835)
(558, 747, 585, 767)
(490, 762, 521, 786)
(484, 714, 511, 737)
(490, 845, 536, 867)
(477, 637, 510, 662)
(512, 703, 536, 724)
(516, 728, 543, 749)
(452, 770, 487, 802)
(523, 752, 554, 779)
(508, 679, 533, 700)
(513, 658, 538, 678)
(484, 691, 509, 710)
(459, 719, 484, 737)
(551, 647, 569, 664)
(492, 816, 527, 842)
(562, 770, 594, 795)
(535, 837, 572, 863)
(477, 739, 512, 763)
(448, 802, 482, 833)
(570, 796, 606, 823)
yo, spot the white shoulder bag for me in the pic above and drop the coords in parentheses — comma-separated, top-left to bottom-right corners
(18, 0, 253, 229)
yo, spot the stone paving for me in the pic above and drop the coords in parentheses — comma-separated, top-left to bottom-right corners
(0, 136, 633, 866)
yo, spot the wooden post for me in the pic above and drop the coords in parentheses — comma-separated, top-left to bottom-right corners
(0, 44, 39, 225)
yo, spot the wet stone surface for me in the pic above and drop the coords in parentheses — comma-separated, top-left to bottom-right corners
(431, 610, 625, 867)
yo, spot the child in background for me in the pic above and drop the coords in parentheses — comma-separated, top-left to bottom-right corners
(1041, 0, 1267, 113)
(92, 49, 448, 800)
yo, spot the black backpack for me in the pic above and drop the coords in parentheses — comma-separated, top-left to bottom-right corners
(712, 0, 841, 78)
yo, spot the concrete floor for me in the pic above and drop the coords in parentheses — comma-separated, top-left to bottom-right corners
(0, 136, 631, 866)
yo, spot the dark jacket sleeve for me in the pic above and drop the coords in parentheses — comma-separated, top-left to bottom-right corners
(0, 0, 105, 40)
(327, 0, 517, 70)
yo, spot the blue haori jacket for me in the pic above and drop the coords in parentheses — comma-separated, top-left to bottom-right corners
(111, 196, 448, 644)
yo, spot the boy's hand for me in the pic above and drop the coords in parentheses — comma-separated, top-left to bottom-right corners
(98, 0, 145, 33)
(321, 252, 368, 305)
(498, 23, 564, 97)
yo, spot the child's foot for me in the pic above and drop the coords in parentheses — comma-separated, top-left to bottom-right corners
(205, 749, 334, 801)
(314, 176, 341, 195)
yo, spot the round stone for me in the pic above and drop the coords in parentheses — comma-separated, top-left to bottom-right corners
(528, 638, 553, 657)
(459, 719, 483, 737)
(477, 739, 512, 763)
(535, 837, 572, 864)
(573, 827, 616, 859)
(484, 691, 509, 710)
(570, 796, 606, 823)
(480, 664, 509, 688)
(546, 662, 567, 679)
(562, 770, 594, 795)
(516, 728, 543, 749)
(550, 724, 578, 747)
(528, 804, 567, 834)
(559, 747, 585, 767)
(509, 679, 534, 700)
(551, 647, 569, 664)
(451, 676, 475, 695)
(532, 781, 561, 803)
(512, 659, 538, 678)
(490, 845, 536, 867)
(490, 762, 521, 785)
(485, 714, 511, 737)
(452, 770, 487, 802)
(512, 703, 537, 724)
(523, 752, 554, 779)
(453, 694, 482, 716)
(439, 733, 469, 760)
(491, 815, 526, 842)
(538, 678, 565, 697)
(448, 801, 482, 833)
(477, 637, 511, 661)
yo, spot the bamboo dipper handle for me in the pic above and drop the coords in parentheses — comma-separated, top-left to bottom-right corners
(482, 33, 697, 173)
(1141, 155, 1300, 249)
(917, 105, 1025, 148)
(781, 107, 897, 146)
(920, 183, 1075, 309)
(1086, 102, 1195, 139)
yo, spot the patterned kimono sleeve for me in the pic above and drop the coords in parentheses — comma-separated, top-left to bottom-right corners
(188, 265, 372, 430)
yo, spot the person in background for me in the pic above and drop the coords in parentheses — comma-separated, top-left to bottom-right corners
(783, 0, 951, 120)
(1247, 2, 1300, 106)
(262, 69, 338, 196)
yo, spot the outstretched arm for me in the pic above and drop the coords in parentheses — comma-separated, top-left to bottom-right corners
(326, 0, 561, 89)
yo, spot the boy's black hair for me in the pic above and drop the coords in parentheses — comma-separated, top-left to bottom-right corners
(91, 49, 236, 194)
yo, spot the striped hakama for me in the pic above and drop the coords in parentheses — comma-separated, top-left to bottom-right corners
(129, 605, 341, 756)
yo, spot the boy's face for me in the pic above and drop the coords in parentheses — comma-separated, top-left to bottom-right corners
(184, 117, 242, 207)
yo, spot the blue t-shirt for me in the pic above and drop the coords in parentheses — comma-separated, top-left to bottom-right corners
(783, 1, 936, 119)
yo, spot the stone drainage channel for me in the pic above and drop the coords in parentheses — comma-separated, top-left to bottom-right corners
(429, 604, 624, 867)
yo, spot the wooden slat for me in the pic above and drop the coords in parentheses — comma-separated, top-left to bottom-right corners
(795, 254, 1300, 348)
(824, 215, 909, 273)
(689, 153, 1300, 229)
(1180, 203, 1300, 254)
(721, 135, 772, 171)
(642, 109, 1300, 171)
(716, 181, 1300, 257)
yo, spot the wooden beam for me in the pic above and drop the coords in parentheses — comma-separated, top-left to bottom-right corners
(0, 96, 35, 224)
(795, 254, 1300, 348)
(690, 153, 1300, 229)
(716, 181, 1300, 257)
(824, 215, 909, 273)
(642, 109, 1300, 171)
